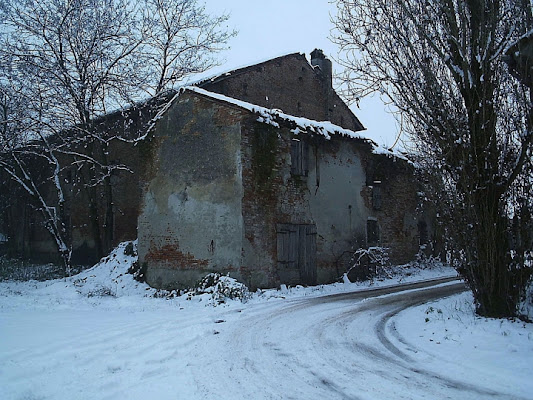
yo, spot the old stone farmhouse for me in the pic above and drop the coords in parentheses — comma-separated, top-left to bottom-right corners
(1, 50, 433, 289)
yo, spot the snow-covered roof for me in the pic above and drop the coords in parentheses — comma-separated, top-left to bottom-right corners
(181, 86, 406, 160)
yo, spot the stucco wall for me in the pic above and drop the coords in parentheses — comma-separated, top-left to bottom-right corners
(306, 140, 371, 282)
(138, 94, 246, 289)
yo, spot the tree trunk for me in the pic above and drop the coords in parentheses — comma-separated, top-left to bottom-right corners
(466, 188, 517, 317)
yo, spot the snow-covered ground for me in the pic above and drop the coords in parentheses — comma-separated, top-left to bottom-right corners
(0, 242, 531, 399)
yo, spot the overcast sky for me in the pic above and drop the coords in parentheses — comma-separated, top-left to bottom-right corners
(200, 0, 400, 148)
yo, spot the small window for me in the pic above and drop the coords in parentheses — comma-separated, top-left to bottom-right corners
(291, 139, 309, 176)
(418, 220, 428, 246)
(367, 219, 379, 246)
(372, 181, 382, 210)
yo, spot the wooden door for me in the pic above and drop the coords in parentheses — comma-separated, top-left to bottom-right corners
(277, 223, 317, 285)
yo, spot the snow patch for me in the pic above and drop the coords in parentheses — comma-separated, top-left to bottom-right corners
(0, 245, 531, 399)
(394, 291, 533, 398)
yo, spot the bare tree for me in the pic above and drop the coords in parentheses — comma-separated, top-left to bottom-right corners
(0, 80, 72, 271)
(0, 0, 235, 270)
(142, 0, 236, 95)
(332, 0, 532, 317)
(0, 0, 147, 267)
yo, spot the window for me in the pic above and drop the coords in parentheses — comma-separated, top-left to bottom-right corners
(290, 138, 309, 176)
(367, 218, 380, 246)
(372, 181, 382, 210)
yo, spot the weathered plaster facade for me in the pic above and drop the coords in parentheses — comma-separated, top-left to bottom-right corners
(138, 93, 247, 288)
(137, 87, 423, 290)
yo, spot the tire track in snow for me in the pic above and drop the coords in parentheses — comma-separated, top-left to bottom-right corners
(194, 279, 525, 400)
(307, 282, 523, 399)
(373, 285, 528, 399)
(3, 277, 526, 399)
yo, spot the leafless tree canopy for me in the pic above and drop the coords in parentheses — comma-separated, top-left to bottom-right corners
(333, 0, 532, 317)
(0, 0, 235, 127)
(0, 0, 236, 271)
(143, 0, 237, 95)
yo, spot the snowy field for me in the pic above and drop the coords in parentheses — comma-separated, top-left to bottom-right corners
(0, 242, 532, 400)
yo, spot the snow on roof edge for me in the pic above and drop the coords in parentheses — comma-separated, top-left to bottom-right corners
(183, 86, 407, 161)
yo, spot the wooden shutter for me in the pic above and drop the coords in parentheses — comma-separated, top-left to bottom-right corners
(277, 224, 298, 269)
(290, 139, 309, 176)
(299, 224, 317, 285)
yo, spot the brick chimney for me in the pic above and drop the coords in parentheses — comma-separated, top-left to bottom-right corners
(310, 49, 332, 88)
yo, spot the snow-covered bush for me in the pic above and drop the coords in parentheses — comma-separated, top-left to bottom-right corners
(410, 251, 445, 270)
(86, 286, 116, 298)
(189, 273, 250, 304)
(346, 247, 392, 282)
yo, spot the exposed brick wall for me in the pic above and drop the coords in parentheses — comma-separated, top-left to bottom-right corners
(65, 106, 157, 264)
(360, 154, 421, 264)
(239, 119, 313, 288)
(144, 242, 209, 269)
(200, 53, 364, 132)
(1, 98, 164, 265)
